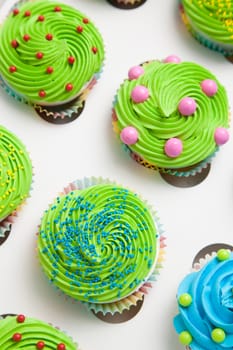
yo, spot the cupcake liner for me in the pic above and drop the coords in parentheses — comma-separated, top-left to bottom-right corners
(61, 176, 166, 315)
(37, 177, 166, 322)
(179, 4, 233, 57)
(106, 0, 147, 9)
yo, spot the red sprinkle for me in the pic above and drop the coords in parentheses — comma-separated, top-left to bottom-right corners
(65, 83, 73, 92)
(9, 65, 17, 73)
(23, 34, 30, 42)
(16, 315, 25, 323)
(76, 26, 83, 33)
(83, 18, 89, 24)
(11, 40, 19, 48)
(68, 56, 75, 64)
(24, 10, 31, 17)
(36, 52, 44, 59)
(46, 66, 54, 74)
(92, 47, 98, 54)
(37, 341, 45, 349)
(45, 33, 53, 41)
(38, 15, 45, 22)
(12, 333, 22, 342)
(13, 8, 19, 16)
(39, 90, 46, 98)
(54, 6, 62, 12)
(57, 344, 66, 350)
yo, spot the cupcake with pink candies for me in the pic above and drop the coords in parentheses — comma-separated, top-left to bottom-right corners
(112, 55, 230, 187)
(106, 0, 147, 9)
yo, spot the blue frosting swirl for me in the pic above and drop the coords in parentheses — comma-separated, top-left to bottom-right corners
(174, 252, 233, 350)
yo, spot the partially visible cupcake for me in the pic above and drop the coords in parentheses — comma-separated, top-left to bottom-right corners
(0, 0, 105, 124)
(106, 0, 147, 9)
(37, 177, 165, 323)
(0, 125, 33, 245)
(179, 1, 233, 59)
(174, 245, 233, 350)
(112, 56, 230, 187)
(0, 314, 78, 349)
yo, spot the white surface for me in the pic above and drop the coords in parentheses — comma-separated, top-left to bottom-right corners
(0, 0, 232, 349)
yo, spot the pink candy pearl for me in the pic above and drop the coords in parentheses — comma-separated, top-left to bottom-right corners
(214, 127, 229, 145)
(163, 55, 181, 64)
(131, 85, 149, 103)
(164, 138, 183, 157)
(128, 66, 144, 80)
(120, 126, 138, 145)
(201, 79, 218, 97)
(178, 97, 197, 116)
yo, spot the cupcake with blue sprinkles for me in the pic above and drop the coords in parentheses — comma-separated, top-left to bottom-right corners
(174, 243, 233, 350)
(37, 177, 165, 323)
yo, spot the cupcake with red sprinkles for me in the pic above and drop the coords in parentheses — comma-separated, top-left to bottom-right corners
(0, 0, 105, 124)
(37, 177, 165, 323)
(112, 55, 230, 187)
(0, 314, 78, 349)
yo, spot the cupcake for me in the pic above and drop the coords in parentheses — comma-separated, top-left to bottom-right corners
(179, 1, 233, 60)
(0, 125, 33, 246)
(106, 0, 147, 9)
(173, 244, 233, 350)
(112, 56, 230, 187)
(0, 0, 105, 124)
(37, 177, 165, 323)
(0, 314, 78, 349)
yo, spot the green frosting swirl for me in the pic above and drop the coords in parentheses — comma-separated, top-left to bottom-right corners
(0, 314, 77, 349)
(0, 126, 32, 221)
(38, 183, 159, 303)
(0, 0, 104, 104)
(181, 0, 233, 46)
(113, 60, 229, 169)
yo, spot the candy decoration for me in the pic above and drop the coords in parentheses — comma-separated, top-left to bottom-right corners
(46, 67, 54, 74)
(23, 34, 30, 42)
(178, 293, 192, 307)
(179, 331, 192, 345)
(37, 341, 45, 349)
(17, 315, 25, 323)
(131, 85, 149, 103)
(24, 10, 31, 17)
(36, 52, 44, 59)
(11, 40, 19, 48)
(128, 66, 144, 80)
(13, 8, 19, 16)
(120, 126, 138, 145)
(39, 90, 46, 98)
(9, 66, 17, 73)
(76, 26, 83, 33)
(178, 97, 197, 116)
(217, 249, 230, 261)
(83, 18, 89, 24)
(92, 47, 98, 54)
(211, 328, 226, 343)
(68, 56, 75, 64)
(45, 33, 53, 41)
(54, 6, 62, 12)
(163, 55, 181, 63)
(38, 15, 45, 22)
(12, 333, 22, 342)
(65, 83, 73, 92)
(214, 127, 229, 145)
(201, 79, 218, 97)
(164, 138, 183, 158)
(57, 344, 66, 350)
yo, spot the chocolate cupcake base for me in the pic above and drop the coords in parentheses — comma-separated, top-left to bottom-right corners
(34, 99, 85, 125)
(159, 163, 211, 188)
(0, 221, 12, 246)
(92, 297, 144, 323)
(192, 243, 233, 266)
(106, 0, 147, 9)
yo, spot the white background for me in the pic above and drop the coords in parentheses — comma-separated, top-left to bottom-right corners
(0, 0, 232, 349)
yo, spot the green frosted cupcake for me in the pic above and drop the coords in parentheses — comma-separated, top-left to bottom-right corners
(0, 314, 78, 349)
(0, 125, 32, 246)
(0, 0, 105, 124)
(37, 177, 165, 322)
(112, 56, 230, 187)
(179, 0, 233, 58)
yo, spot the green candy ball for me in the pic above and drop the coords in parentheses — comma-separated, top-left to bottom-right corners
(217, 249, 230, 261)
(178, 293, 192, 307)
(211, 328, 226, 343)
(179, 331, 192, 345)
